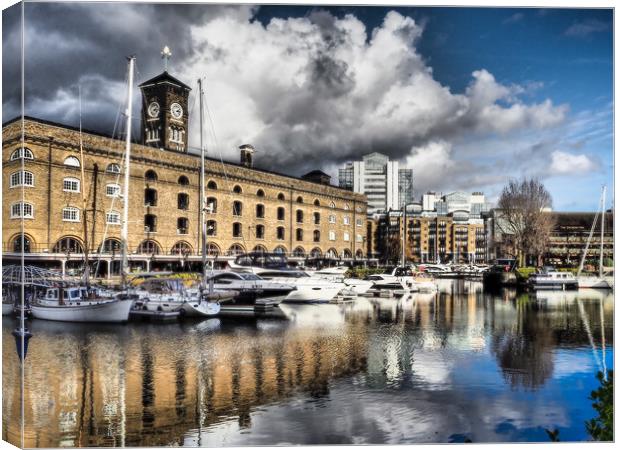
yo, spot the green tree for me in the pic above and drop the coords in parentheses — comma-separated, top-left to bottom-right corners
(586, 370, 613, 441)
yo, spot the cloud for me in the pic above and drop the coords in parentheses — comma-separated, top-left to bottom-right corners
(503, 12, 524, 24)
(3, 4, 571, 192)
(549, 150, 598, 175)
(565, 19, 610, 37)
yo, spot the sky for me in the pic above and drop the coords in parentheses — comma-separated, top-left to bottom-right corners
(1, 2, 614, 211)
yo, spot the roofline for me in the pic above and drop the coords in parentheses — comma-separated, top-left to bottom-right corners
(2, 115, 366, 199)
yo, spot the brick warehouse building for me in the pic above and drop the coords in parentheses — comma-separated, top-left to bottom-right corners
(2, 70, 367, 277)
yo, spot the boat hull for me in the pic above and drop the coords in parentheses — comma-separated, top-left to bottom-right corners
(283, 286, 343, 303)
(2, 303, 13, 316)
(577, 276, 613, 289)
(31, 300, 132, 323)
(180, 301, 221, 317)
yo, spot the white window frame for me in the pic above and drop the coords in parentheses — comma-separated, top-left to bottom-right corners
(356, 234, 363, 243)
(106, 183, 121, 197)
(344, 232, 350, 242)
(329, 214, 336, 224)
(106, 163, 121, 174)
(62, 207, 80, 222)
(10, 147, 34, 161)
(63, 177, 80, 193)
(10, 202, 34, 219)
(10, 171, 34, 188)
(329, 230, 336, 241)
(64, 156, 81, 168)
(106, 211, 121, 225)
(356, 218, 363, 227)
(344, 216, 350, 225)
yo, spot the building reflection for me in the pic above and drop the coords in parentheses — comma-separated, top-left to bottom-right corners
(1, 287, 613, 447)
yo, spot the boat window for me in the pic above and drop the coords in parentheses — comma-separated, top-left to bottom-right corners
(239, 273, 261, 280)
(47, 289, 58, 299)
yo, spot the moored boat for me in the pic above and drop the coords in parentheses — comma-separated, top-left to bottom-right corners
(528, 267, 578, 290)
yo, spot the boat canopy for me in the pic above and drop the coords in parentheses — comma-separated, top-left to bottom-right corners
(2, 265, 64, 287)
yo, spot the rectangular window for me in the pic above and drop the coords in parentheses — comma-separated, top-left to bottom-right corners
(344, 216, 350, 225)
(63, 178, 80, 192)
(11, 202, 33, 219)
(329, 231, 336, 241)
(356, 234, 363, 242)
(329, 215, 336, 224)
(62, 208, 80, 222)
(356, 218, 363, 227)
(106, 184, 121, 197)
(106, 212, 121, 225)
(344, 232, 350, 242)
(10, 171, 34, 187)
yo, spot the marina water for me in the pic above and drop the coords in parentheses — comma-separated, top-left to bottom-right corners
(2, 279, 613, 446)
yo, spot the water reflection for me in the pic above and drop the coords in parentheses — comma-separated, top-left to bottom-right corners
(2, 284, 614, 446)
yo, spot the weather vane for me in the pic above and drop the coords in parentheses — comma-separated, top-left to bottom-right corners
(161, 46, 172, 71)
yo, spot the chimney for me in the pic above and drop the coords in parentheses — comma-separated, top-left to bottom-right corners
(239, 144, 255, 168)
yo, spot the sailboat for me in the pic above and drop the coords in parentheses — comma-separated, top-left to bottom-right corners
(577, 185, 613, 289)
(30, 59, 138, 323)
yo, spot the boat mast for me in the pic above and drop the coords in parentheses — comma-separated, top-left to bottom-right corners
(599, 185, 606, 278)
(577, 185, 603, 277)
(120, 56, 135, 289)
(401, 206, 406, 267)
(198, 77, 208, 290)
(78, 85, 90, 287)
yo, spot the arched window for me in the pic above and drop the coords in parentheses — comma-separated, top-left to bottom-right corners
(253, 245, 267, 253)
(106, 183, 121, 197)
(10, 202, 34, 219)
(206, 197, 217, 213)
(232, 222, 242, 237)
(344, 203, 350, 210)
(145, 170, 158, 181)
(63, 177, 80, 193)
(256, 204, 265, 218)
(171, 241, 193, 255)
(10, 171, 34, 187)
(277, 207, 285, 221)
(12, 234, 33, 253)
(296, 196, 303, 203)
(145, 188, 157, 206)
(233, 201, 243, 216)
(53, 236, 83, 253)
(273, 246, 287, 255)
(64, 156, 81, 168)
(10, 147, 34, 161)
(100, 238, 121, 254)
(293, 247, 306, 257)
(313, 230, 320, 242)
(310, 247, 322, 258)
(330, 201, 336, 209)
(256, 224, 265, 239)
(343, 249, 352, 259)
(256, 189, 265, 197)
(227, 244, 245, 256)
(62, 207, 80, 222)
(106, 163, 121, 174)
(177, 217, 188, 234)
(137, 240, 161, 255)
(313, 199, 320, 206)
(144, 214, 157, 232)
(233, 185, 242, 194)
(296, 209, 303, 223)
(207, 220, 217, 236)
(356, 249, 364, 259)
(178, 175, 190, 185)
(178, 193, 189, 210)
(207, 180, 218, 190)
(326, 248, 338, 258)
(207, 243, 220, 256)
(277, 192, 285, 201)
(314, 212, 320, 224)
(106, 211, 121, 225)
(296, 228, 303, 241)
(276, 226, 285, 240)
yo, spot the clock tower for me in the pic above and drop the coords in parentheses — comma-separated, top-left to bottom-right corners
(139, 69, 191, 152)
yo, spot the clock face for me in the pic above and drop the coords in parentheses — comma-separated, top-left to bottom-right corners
(170, 102, 183, 119)
(147, 102, 160, 118)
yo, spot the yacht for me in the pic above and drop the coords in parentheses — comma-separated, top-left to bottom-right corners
(31, 286, 132, 323)
(309, 267, 374, 294)
(367, 266, 417, 291)
(528, 267, 578, 290)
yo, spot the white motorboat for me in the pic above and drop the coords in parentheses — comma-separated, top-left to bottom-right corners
(31, 286, 132, 323)
(528, 267, 578, 290)
(309, 267, 374, 294)
(577, 276, 613, 289)
(367, 266, 418, 291)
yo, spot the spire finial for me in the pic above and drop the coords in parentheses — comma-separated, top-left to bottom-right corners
(161, 45, 172, 71)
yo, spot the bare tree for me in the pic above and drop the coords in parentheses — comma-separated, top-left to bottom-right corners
(497, 178, 555, 266)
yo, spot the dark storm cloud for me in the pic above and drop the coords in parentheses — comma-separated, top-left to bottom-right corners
(3, 3, 572, 192)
